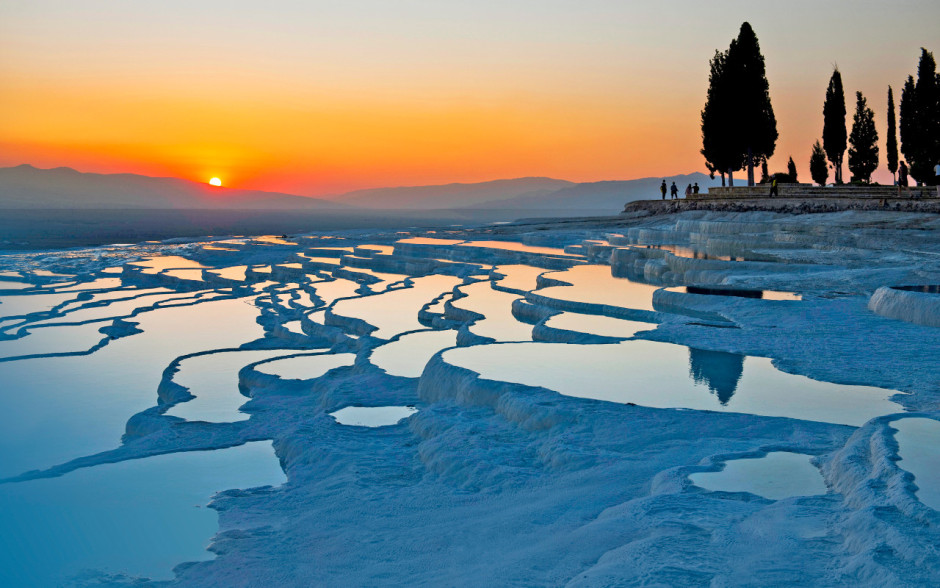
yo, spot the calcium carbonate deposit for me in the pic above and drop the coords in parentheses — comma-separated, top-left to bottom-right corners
(0, 210, 938, 586)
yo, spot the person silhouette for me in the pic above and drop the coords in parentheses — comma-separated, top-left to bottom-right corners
(660, 180, 667, 200)
(685, 184, 692, 198)
(670, 182, 678, 199)
(693, 182, 700, 194)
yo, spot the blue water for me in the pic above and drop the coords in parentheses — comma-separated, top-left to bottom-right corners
(0, 442, 286, 586)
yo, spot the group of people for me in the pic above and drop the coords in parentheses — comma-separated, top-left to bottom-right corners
(660, 180, 699, 200)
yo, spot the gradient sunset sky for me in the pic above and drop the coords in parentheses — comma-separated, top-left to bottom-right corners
(2, 1, 938, 195)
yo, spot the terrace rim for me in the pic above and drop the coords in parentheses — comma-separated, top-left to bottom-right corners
(624, 184, 940, 215)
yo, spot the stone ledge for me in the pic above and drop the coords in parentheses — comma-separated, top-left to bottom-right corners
(623, 198, 940, 215)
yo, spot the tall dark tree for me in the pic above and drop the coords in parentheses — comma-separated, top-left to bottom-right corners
(787, 157, 798, 182)
(701, 50, 737, 186)
(725, 22, 777, 186)
(848, 91, 879, 183)
(900, 48, 940, 185)
(823, 68, 847, 184)
(810, 140, 828, 186)
(886, 86, 898, 183)
(700, 23, 777, 187)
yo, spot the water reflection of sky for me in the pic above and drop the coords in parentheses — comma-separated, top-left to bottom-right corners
(689, 451, 827, 500)
(443, 340, 903, 426)
(538, 265, 660, 312)
(894, 418, 940, 511)
(0, 442, 285, 586)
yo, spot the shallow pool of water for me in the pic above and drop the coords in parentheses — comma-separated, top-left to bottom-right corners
(165, 349, 299, 422)
(395, 237, 466, 246)
(459, 240, 576, 257)
(677, 286, 801, 301)
(893, 418, 940, 511)
(0, 297, 267, 479)
(442, 340, 903, 426)
(310, 278, 362, 306)
(371, 329, 458, 377)
(130, 256, 206, 274)
(492, 264, 545, 293)
(0, 290, 81, 319)
(330, 406, 418, 427)
(537, 265, 660, 312)
(331, 275, 461, 339)
(689, 451, 827, 500)
(256, 352, 356, 381)
(892, 285, 940, 294)
(0, 441, 286, 587)
(0, 280, 33, 291)
(543, 312, 652, 339)
(209, 266, 248, 281)
(452, 281, 532, 341)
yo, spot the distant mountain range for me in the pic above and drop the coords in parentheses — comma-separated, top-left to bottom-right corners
(0, 165, 719, 214)
(329, 177, 575, 209)
(0, 165, 348, 210)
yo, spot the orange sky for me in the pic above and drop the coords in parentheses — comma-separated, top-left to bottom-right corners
(1, 1, 937, 195)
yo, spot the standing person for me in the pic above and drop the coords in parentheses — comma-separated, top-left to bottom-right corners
(768, 177, 778, 198)
(685, 184, 692, 198)
(935, 163, 940, 198)
(693, 182, 700, 194)
(660, 180, 667, 200)
(670, 182, 678, 199)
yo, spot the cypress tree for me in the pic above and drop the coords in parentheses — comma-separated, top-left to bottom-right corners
(823, 68, 847, 184)
(886, 86, 898, 183)
(900, 48, 940, 185)
(900, 75, 917, 182)
(810, 140, 828, 186)
(848, 91, 879, 183)
(725, 22, 777, 186)
(787, 157, 798, 182)
(701, 50, 738, 186)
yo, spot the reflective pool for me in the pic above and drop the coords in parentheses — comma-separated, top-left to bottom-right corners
(165, 349, 299, 422)
(893, 418, 940, 511)
(330, 406, 418, 427)
(256, 352, 356, 381)
(689, 451, 827, 500)
(331, 275, 461, 339)
(451, 281, 532, 341)
(442, 340, 903, 426)
(0, 441, 285, 586)
(371, 329, 458, 377)
(537, 265, 660, 312)
(543, 312, 652, 339)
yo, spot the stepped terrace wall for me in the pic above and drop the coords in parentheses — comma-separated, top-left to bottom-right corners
(694, 184, 939, 200)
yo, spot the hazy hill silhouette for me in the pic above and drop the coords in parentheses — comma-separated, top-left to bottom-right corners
(465, 173, 720, 211)
(0, 165, 349, 210)
(330, 177, 575, 209)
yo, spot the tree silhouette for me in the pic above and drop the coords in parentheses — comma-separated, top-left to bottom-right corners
(823, 68, 847, 184)
(848, 92, 879, 183)
(701, 23, 777, 187)
(900, 48, 940, 185)
(810, 140, 828, 186)
(886, 86, 898, 183)
(725, 22, 777, 186)
(701, 50, 737, 186)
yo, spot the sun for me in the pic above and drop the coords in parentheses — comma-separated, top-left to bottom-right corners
(209, 177, 222, 187)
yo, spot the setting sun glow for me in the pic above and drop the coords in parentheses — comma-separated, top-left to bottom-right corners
(209, 177, 222, 187)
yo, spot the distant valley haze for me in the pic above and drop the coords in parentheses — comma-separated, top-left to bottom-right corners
(0, 164, 717, 212)
(0, 164, 718, 250)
